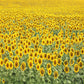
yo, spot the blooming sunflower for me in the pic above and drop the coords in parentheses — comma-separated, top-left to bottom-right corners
(36, 64, 40, 71)
(53, 59, 57, 66)
(64, 60, 68, 66)
(74, 64, 79, 73)
(69, 51, 74, 58)
(20, 61, 26, 71)
(64, 66, 69, 73)
(54, 71, 58, 79)
(14, 60, 19, 68)
(40, 67, 45, 76)
(9, 61, 13, 70)
(78, 61, 83, 69)
(28, 61, 33, 69)
(48, 69, 52, 76)
(5, 62, 10, 69)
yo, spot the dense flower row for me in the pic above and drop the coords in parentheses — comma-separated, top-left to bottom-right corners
(0, 9, 84, 84)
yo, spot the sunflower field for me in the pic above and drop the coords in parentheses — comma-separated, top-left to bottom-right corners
(0, 0, 84, 84)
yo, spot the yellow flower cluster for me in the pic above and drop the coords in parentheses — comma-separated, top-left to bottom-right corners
(0, 0, 84, 83)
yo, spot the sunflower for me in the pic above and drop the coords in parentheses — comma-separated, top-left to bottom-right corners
(60, 44, 65, 50)
(21, 61, 26, 71)
(74, 64, 79, 73)
(40, 67, 45, 76)
(5, 45, 8, 51)
(11, 45, 15, 50)
(0, 52, 2, 57)
(71, 39, 74, 45)
(20, 39, 23, 45)
(47, 53, 51, 60)
(29, 52, 33, 57)
(9, 52, 13, 57)
(54, 54, 58, 59)
(54, 71, 58, 79)
(47, 63, 51, 70)
(44, 53, 47, 59)
(75, 37, 79, 43)
(49, 39, 52, 45)
(24, 49, 27, 55)
(32, 39, 36, 44)
(9, 61, 13, 69)
(59, 50, 63, 57)
(34, 52, 38, 58)
(48, 69, 52, 76)
(57, 58, 62, 65)
(12, 57, 15, 62)
(39, 46, 42, 49)
(76, 50, 80, 57)
(38, 48, 42, 55)
(19, 52, 23, 58)
(15, 49, 19, 55)
(70, 48, 74, 52)
(41, 39, 45, 45)
(64, 60, 68, 66)
(51, 37, 54, 42)
(38, 58, 42, 65)
(7, 39, 11, 44)
(56, 40, 59, 45)
(69, 51, 74, 58)
(34, 45, 38, 50)
(54, 35, 58, 41)
(50, 55, 54, 61)
(28, 61, 33, 69)
(64, 66, 69, 73)
(78, 36, 82, 43)
(64, 48, 68, 54)
(55, 44, 59, 49)
(36, 64, 40, 71)
(5, 62, 10, 69)
(4, 58, 8, 64)
(4, 39, 7, 43)
(31, 48, 34, 53)
(81, 48, 84, 54)
(11, 41, 14, 45)
(66, 38, 70, 44)
(78, 61, 83, 69)
(29, 57, 33, 61)
(39, 53, 44, 59)
(14, 43, 16, 49)
(0, 43, 3, 48)
(0, 48, 5, 54)
(46, 39, 49, 45)
(53, 59, 57, 66)
(14, 60, 19, 68)
(19, 47, 23, 52)
(0, 59, 3, 67)
(14, 56, 19, 61)
(2, 78, 5, 84)
(77, 57, 81, 64)
(24, 44, 28, 49)
(36, 41, 39, 45)
(34, 57, 38, 64)
(69, 59, 74, 66)
(8, 46, 12, 52)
